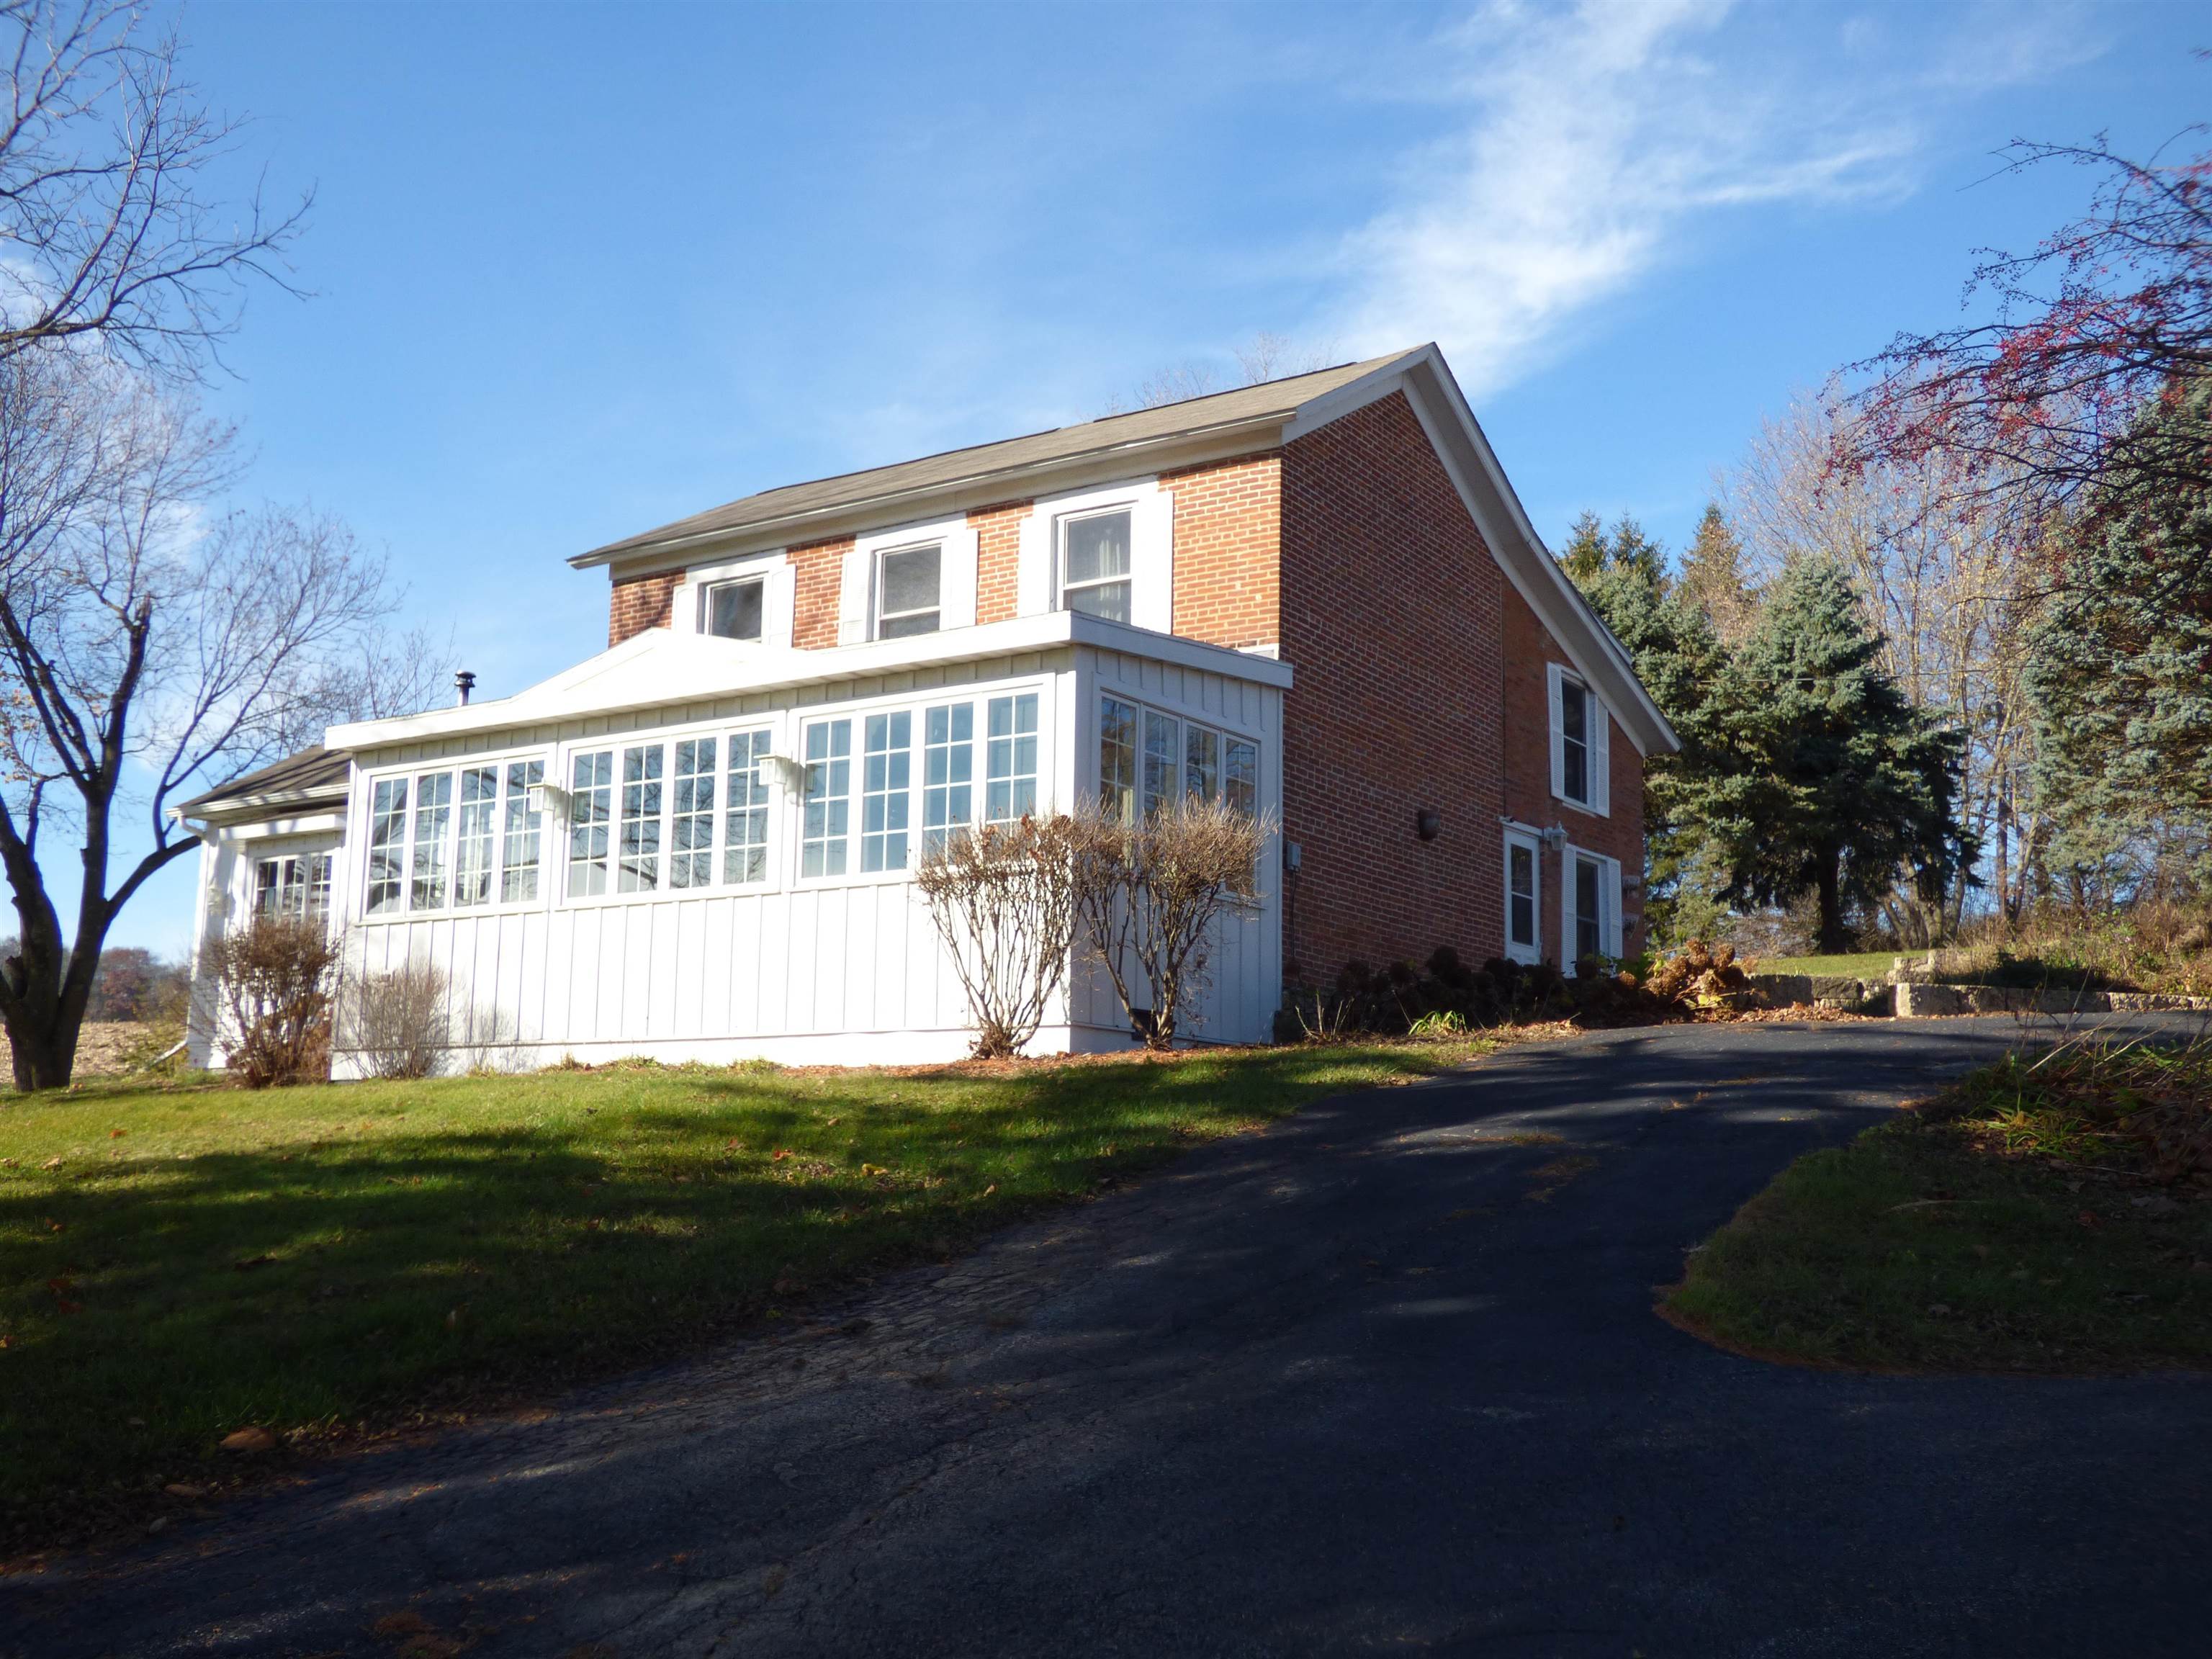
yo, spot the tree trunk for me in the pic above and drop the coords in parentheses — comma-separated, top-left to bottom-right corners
(1815, 852, 1849, 953)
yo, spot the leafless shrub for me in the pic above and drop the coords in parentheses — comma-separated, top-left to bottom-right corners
(1072, 801, 1272, 1051)
(192, 916, 339, 1087)
(342, 958, 450, 1080)
(914, 815, 1084, 1059)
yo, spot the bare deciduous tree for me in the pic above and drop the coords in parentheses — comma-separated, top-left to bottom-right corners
(1109, 333, 1341, 414)
(0, 346, 439, 1087)
(914, 814, 1084, 1059)
(1731, 391, 2044, 935)
(0, 1, 307, 374)
(1072, 801, 1270, 1051)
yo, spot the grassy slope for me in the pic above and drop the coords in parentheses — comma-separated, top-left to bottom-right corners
(1752, 953, 1902, 979)
(1, 1040, 1499, 1541)
(1665, 1046, 2212, 1372)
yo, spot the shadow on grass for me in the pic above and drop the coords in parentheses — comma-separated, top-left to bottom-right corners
(0, 1043, 1467, 1537)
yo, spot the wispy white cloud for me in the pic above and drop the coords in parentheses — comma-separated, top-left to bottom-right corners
(1331, 0, 2099, 397)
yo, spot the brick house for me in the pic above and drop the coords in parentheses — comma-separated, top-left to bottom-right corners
(184, 344, 1676, 1070)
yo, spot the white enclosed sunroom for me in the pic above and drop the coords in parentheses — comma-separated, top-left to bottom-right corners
(194, 610, 1287, 1076)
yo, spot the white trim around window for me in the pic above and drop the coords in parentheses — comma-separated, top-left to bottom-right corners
(1017, 478, 1174, 633)
(1560, 842, 1623, 971)
(1546, 661, 1610, 816)
(844, 514, 979, 644)
(361, 755, 552, 920)
(1502, 825, 1542, 965)
(673, 551, 795, 647)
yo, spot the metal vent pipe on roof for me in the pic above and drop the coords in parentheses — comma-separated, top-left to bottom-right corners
(454, 670, 477, 707)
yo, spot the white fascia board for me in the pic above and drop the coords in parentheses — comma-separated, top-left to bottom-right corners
(328, 611, 1291, 753)
(171, 788, 349, 827)
(571, 414, 1290, 578)
(186, 805, 347, 839)
(1388, 351, 1680, 759)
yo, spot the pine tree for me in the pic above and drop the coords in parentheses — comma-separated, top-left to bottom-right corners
(1711, 558, 1972, 951)
(1676, 503, 1756, 643)
(2023, 377, 2212, 901)
(1558, 511, 1664, 588)
(1565, 529, 1735, 946)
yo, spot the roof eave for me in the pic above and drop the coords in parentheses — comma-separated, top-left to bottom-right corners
(569, 409, 1295, 575)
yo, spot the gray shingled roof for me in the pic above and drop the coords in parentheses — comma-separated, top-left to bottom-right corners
(575, 349, 1420, 567)
(177, 745, 351, 815)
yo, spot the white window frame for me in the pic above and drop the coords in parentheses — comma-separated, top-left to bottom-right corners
(359, 756, 552, 921)
(1546, 662, 1610, 817)
(1502, 826, 1542, 966)
(252, 849, 335, 925)
(673, 552, 796, 647)
(1560, 843, 1624, 971)
(844, 514, 978, 644)
(1091, 690, 1261, 826)
(558, 725, 778, 906)
(1016, 478, 1174, 632)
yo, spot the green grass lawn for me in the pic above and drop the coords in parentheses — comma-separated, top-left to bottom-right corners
(1750, 952, 1902, 979)
(0, 1038, 1503, 1547)
(1664, 1040, 2212, 1372)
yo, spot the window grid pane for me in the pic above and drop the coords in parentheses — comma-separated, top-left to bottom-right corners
(861, 711, 913, 871)
(307, 853, 333, 921)
(367, 778, 408, 914)
(454, 767, 498, 907)
(619, 744, 663, 894)
(1141, 710, 1177, 819)
(568, 751, 614, 896)
(409, 772, 452, 911)
(670, 737, 717, 889)
(253, 858, 282, 920)
(985, 693, 1038, 824)
(723, 730, 772, 884)
(1224, 739, 1257, 818)
(801, 719, 852, 878)
(923, 703, 974, 853)
(1099, 695, 1138, 822)
(1184, 724, 1220, 805)
(500, 760, 545, 903)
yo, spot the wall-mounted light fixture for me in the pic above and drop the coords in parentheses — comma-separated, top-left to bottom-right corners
(1540, 824, 1568, 852)
(1415, 809, 1442, 842)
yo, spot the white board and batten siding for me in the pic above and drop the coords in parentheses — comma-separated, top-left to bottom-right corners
(1069, 644, 1285, 1051)
(208, 619, 1295, 1076)
(332, 649, 1082, 1074)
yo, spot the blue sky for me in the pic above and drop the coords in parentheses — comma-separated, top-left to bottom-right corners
(112, 0, 2204, 951)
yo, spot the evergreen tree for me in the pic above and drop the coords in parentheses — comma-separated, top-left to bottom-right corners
(1709, 558, 1972, 951)
(1564, 527, 1736, 946)
(1676, 503, 1756, 643)
(2023, 377, 2212, 901)
(1559, 511, 1665, 588)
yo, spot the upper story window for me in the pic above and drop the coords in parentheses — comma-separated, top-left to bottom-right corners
(703, 575, 765, 642)
(368, 761, 546, 917)
(875, 544, 941, 639)
(1059, 508, 1133, 623)
(1547, 664, 1609, 815)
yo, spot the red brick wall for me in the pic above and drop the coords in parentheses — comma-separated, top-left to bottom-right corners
(970, 500, 1030, 626)
(1278, 392, 1506, 979)
(1164, 453, 1282, 651)
(788, 534, 852, 649)
(1501, 583, 1648, 958)
(608, 571, 680, 647)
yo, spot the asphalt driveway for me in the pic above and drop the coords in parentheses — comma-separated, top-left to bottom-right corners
(7, 1017, 2208, 1657)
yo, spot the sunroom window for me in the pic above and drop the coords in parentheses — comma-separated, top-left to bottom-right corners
(801, 718, 853, 878)
(922, 703, 974, 853)
(1097, 692, 1259, 824)
(723, 731, 772, 884)
(860, 711, 912, 871)
(1099, 695, 1138, 822)
(1060, 508, 1132, 623)
(876, 544, 941, 639)
(566, 730, 772, 899)
(253, 852, 333, 923)
(984, 693, 1038, 824)
(368, 763, 547, 915)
